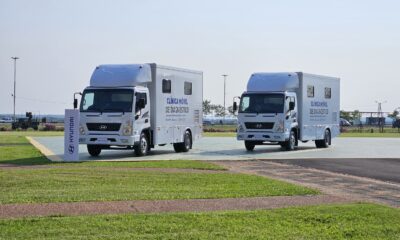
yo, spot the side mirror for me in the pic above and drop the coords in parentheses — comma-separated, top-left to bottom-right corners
(73, 92, 82, 109)
(289, 102, 295, 111)
(138, 98, 146, 109)
(233, 102, 237, 112)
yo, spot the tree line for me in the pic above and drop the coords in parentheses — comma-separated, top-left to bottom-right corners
(203, 100, 234, 116)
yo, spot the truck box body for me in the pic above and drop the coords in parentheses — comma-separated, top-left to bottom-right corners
(236, 72, 340, 150)
(79, 63, 203, 156)
(148, 64, 203, 145)
(296, 73, 340, 141)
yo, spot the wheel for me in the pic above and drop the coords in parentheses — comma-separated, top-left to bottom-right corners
(174, 131, 192, 153)
(284, 131, 296, 151)
(182, 131, 192, 152)
(135, 132, 149, 156)
(87, 145, 101, 157)
(316, 129, 330, 148)
(244, 141, 255, 151)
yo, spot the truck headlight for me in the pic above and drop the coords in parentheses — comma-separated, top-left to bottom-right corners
(274, 120, 284, 133)
(79, 125, 86, 135)
(122, 126, 132, 136)
(121, 120, 133, 136)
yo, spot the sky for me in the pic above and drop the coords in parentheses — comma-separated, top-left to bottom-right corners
(1, 0, 400, 115)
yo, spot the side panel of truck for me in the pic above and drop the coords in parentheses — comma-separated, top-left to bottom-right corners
(297, 73, 340, 141)
(150, 65, 203, 145)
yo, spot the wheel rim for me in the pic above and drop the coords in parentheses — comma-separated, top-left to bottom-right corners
(290, 134, 295, 149)
(141, 137, 147, 153)
(325, 131, 329, 144)
(184, 134, 190, 149)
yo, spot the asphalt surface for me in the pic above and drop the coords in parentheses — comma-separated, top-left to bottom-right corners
(31, 136, 400, 183)
(32, 136, 400, 160)
(270, 158, 400, 184)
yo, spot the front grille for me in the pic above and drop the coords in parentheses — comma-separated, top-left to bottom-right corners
(244, 122, 274, 130)
(87, 123, 121, 131)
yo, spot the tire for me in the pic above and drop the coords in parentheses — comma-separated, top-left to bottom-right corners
(174, 131, 192, 153)
(173, 143, 182, 153)
(316, 129, 330, 148)
(182, 131, 192, 152)
(284, 131, 296, 151)
(244, 141, 255, 151)
(135, 132, 149, 156)
(87, 145, 101, 157)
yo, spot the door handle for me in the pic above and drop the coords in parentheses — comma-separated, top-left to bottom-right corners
(145, 119, 149, 123)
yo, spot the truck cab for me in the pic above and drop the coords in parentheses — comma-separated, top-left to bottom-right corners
(236, 91, 299, 151)
(235, 72, 340, 151)
(78, 64, 203, 157)
(79, 86, 151, 156)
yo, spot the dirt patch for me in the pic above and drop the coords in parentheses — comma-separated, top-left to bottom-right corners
(0, 195, 353, 219)
(0, 164, 225, 174)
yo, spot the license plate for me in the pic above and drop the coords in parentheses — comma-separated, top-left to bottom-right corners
(97, 138, 108, 143)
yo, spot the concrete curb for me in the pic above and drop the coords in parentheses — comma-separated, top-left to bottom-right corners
(26, 136, 62, 162)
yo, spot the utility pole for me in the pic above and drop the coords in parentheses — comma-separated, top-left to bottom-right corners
(222, 74, 228, 119)
(375, 100, 386, 133)
(11, 57, 19, 123)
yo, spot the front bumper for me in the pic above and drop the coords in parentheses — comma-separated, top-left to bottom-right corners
(237, 131, 289, 142)
(79, 134, 138, 146)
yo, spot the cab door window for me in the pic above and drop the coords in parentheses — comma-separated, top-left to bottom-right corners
(135, 92, 147, 112)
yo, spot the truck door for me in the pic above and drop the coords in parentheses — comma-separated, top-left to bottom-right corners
(285, 95, 298, 136)
(134, 90, 151, 132)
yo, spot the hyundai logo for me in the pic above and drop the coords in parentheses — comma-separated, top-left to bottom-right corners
(99, 125, 107, 130)
(68, 145, 74, 154)
(256, 123, 263, 128)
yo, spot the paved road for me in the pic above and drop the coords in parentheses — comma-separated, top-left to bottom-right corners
(218, 160, 400, 207)
(32, 136, 400, 161)
(271, 158, 400, 184)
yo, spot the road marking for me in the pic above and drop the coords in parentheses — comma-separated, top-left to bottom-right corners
(26, 136, 63, 162)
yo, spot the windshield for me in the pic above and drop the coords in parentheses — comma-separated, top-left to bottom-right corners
(239, 93, 284, 114)
(80, 89, 133, 113)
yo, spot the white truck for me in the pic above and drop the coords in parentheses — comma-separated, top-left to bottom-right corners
(233, 72, 340, 151)
(77, 63, 203, 156)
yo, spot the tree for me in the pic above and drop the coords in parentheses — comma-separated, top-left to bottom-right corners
(340, 110, 351, 120)
(227, 105, 234, 115)
(211, 104, 225, 117)
(351, 110, 361, 121)
(388, 110, 399, 119)
(202, 100, 212, 115)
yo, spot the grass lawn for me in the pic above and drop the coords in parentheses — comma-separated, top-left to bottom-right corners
(0, 132, 224, 170)
(0, 167, 317, 204)
(0, 131, 317, 203)
(1, 203, 399, 239)
(204, 132, 235, 137)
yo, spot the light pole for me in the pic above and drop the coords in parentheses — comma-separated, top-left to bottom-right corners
(11, 57, 19, 123)
(375, 100, 387, 133)
(222, 74, 228, 118)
